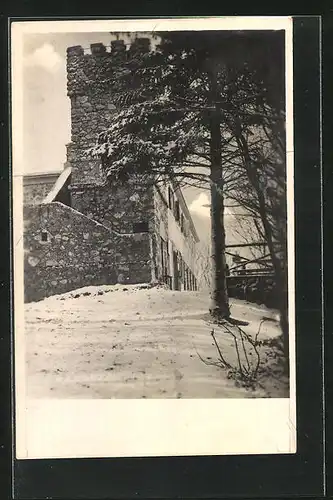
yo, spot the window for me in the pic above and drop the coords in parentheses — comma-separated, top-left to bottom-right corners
(189, 271, 193, 290)
(41, 231, 48, 242)
(178, 255, 183, 278)
(160, 237, 165, 269)
(182, 260, 186, 281)
(185, 267, 189, 290)
(133, 221, 149, 233)
(174, 200, 180, 222)
(180, 213, 187, 234)
(168, 187, 173, 210)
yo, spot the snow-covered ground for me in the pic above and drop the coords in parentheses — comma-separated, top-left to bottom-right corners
(24, 284, 289, 399)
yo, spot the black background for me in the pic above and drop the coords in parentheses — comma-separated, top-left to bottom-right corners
(0, 10, 328, 500)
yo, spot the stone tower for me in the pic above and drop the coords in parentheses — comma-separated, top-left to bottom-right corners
(22, 37, 200, 302)
(66, 38, 154, 234)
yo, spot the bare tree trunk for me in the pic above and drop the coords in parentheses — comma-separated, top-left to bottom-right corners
(209, 87, 230, 319)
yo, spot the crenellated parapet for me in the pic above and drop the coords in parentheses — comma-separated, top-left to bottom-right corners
(66, 38, 151, 97)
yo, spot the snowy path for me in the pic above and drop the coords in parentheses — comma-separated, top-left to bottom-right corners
(24, 285, 288, 399)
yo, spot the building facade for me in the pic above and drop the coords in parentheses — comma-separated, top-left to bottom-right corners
(23, 38, 200, 302)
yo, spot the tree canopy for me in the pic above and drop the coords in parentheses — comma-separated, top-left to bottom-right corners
(89, 30, 285, 192)
(88, 29, 288, 334)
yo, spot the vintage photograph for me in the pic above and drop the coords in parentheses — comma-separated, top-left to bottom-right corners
(16, 22, 293, 404)
(12, 17, 297, 460)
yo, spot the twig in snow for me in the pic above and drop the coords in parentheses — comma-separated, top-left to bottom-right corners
(211, 329, 231, 368)
(239, 327, 251, 372)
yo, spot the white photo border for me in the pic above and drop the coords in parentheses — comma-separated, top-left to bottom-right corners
(11, 16, 296, 459)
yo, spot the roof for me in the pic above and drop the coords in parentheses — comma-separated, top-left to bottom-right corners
(42, 166, 72, 204)
(23, 170, 62, 185)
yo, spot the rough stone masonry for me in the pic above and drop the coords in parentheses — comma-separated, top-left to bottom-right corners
(23, 38, 199, 302)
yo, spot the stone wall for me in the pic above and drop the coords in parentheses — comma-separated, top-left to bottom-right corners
(70, 179, 155, 233)
(24, 202, 151, 302)
(23, 175, 59, 206)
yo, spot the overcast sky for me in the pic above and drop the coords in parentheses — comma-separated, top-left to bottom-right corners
(23, 33, 114, 177)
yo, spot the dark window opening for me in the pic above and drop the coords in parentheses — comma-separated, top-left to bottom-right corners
(41, 231, 48, 242)
(180, 213, 186, 233)
(168, 187, 173, 210)
(160, 237, 165, 269)
(133, 221, 149, 233)
(185, 268, 189, 290)
(178, 254, 182, 278)
(174, 200, 180, 222)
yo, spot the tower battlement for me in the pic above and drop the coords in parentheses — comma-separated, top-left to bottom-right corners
(67, 37, 151, 56)
(66, 38, 151, 97)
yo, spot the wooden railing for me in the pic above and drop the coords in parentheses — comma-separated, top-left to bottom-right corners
(227, 273, 278, 308)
